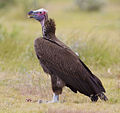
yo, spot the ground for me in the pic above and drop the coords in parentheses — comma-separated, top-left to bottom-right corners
(0, 0, 120, 113)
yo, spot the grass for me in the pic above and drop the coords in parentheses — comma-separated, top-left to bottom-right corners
(0, 0, 120, 112)
(0, 72, 120, 113)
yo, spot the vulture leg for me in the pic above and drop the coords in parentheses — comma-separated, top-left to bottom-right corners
(38, 75, 65, 103)
(47, 93, 59, 103)
(51, 75, 65, 95)
(38, 93, 59, 103)
(49, 75, 65, 103)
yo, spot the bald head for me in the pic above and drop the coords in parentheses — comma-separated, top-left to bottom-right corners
(28, 8, 48, 25)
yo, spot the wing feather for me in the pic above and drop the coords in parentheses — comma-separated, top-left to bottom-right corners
(34, 37, 105, 96)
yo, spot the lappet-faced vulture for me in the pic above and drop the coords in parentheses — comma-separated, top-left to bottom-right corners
(28, 8, 108, 103)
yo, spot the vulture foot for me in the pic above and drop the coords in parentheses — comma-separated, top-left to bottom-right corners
(38, 93, 59, 104)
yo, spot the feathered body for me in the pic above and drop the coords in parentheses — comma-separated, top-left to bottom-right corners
(34, 19, 107, 101)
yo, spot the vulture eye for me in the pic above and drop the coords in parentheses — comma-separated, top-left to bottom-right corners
(39, 12, 42, 14)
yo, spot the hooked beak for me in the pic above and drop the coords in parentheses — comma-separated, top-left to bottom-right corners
(28, 10, 45, 22)
(28, 10, 34, 18)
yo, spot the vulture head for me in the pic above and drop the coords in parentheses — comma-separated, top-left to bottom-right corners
(28, 8, 48, 26)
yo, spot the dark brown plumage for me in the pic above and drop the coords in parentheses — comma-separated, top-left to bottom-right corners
(34, 18, 108, 102)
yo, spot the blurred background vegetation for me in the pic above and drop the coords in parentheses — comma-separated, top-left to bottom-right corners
(0, 0, 120, 113)
(0, 0, 120, 73)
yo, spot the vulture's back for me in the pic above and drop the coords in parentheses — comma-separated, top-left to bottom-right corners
(34, 37, 106, 97)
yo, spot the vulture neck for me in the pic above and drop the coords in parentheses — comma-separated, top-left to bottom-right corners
(41, 18, 56, 40)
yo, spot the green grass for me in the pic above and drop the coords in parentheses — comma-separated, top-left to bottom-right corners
(0, 0, 120, 112)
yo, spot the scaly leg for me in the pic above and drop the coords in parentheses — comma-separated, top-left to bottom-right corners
(38, 93, 59, 103)
(38, 75, 65, 104)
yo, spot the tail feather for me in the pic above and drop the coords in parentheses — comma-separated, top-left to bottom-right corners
(90, 75, 108, 102)
(91, 74, 106, 93)
(98, 93, 108, 101)
(90, 93, 108, 102)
